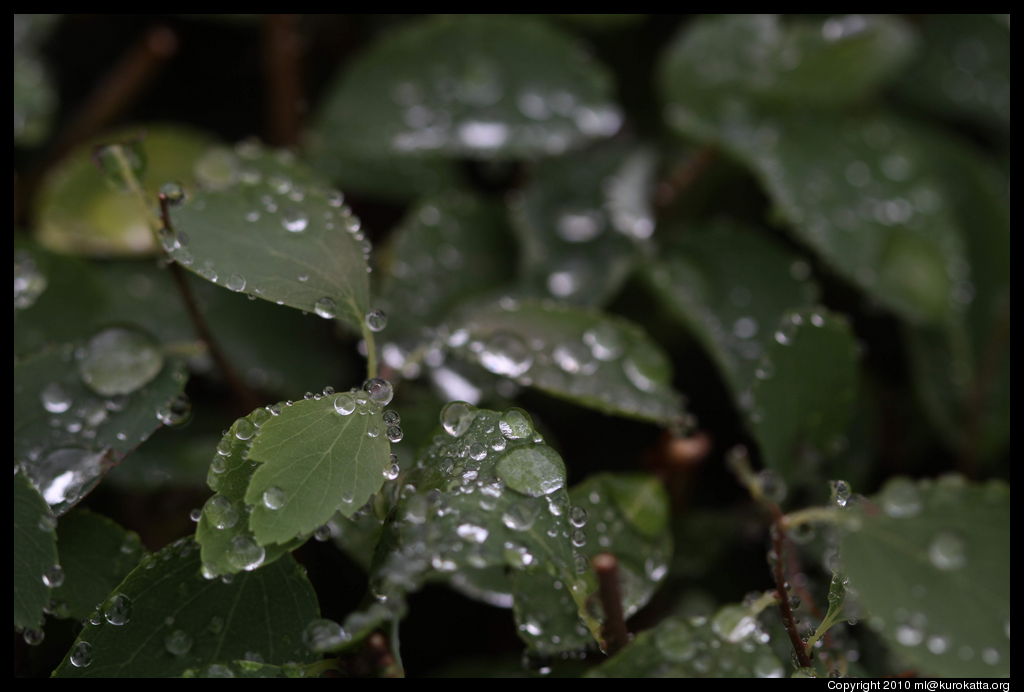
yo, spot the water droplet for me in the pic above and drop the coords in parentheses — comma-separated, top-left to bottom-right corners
(441, 401, 475, 437)
(365, 309, 388, 332)
(386, 426, 404, 443)
(282, 207, 309, 232)
(501, 504, 538, 531)
(103, 593, 131, 625)
(583, 324, 625, 361)
(69, 641, 93, 668)
(226, 535, 266, 571)
(262, 486, 287, 510)
(712, 604, 758, 643)
(498, 408, 533, 440)
(189, 508, 202, 522)
(204, 494, 239, 530)
(314, 525, 331, 542)
(496, 446, 565, 497)
(156, 393, 191, 427)
(302, 618, 349, 653)
(928, 531, 966, 570)
(363, 378, 394, 405)
(165, 629, 193, 656)
(225, 273, 246, 292)
(383, 460, 401, 480)
(313, 297, 337, 320)
(880, 478, 922, 518)
(333, 392, 356, 415)
(42, 564, 64, 588)
(655, 619, 698, 662)
(569, 506, 588, 528)
(40, 382, 72, 413)
(479, 332, 533, 378)
(830, 480, 851, 508)
(14, 251, 48, 310)
(160, 181, 186, 204)
(383, 409, 400, 426)
(23, 628, 44, 646)
(77, 327, 164, 396)
(896, 624, 924, 646)
(457, 523, 489, 543)
(235, 419, 256, 441)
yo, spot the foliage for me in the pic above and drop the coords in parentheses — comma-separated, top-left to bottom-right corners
(13, 13, 1009, 679)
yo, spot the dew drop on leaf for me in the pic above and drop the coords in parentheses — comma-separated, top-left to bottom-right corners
(40, 382, 72, 413)
(69, 641, 93, 668)
(164, 629, 193, 656)
(226, 535, 266, 572)
(262, 486, 287, 510)
(496, 446, 565, 497)
(314, 297, 337, 319)
(440, 401, 475, 437)
(363, 377, 394, 405)
(103, 593, 131, 626)
(365, 309, 388, 332)
(42, 564, 64, 588)
(77, 326, 164, 397)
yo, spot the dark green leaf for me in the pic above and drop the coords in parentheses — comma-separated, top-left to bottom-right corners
(167, 141, 373, 332)
(34, 125, 215, 256)
(378, 191, 517, 347)
(587, 608, 784, 678)
(52, 510, 145, 621)
(310, 14, 622, 160)
(645, 221, 819, 401)
(14, 471, 58, 630)
(895, 14, 1009, 135)
(510, 143, 654, 306)
(840, 476, 1009, 677)
(448, 299, 685, 425)
(53, 538, 319, 677)
(14, 343, 189, 515)
(13, 14, 59, 146)
(182, 660, 315, 678)
(746, 308, 859, 485)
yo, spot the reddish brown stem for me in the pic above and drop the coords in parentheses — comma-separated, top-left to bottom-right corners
(263, 14, 304, 147)
(770, 516, 813, 669)
(655, 146, 717, 208)
(158, 194, 261, 415)
(593, 553, 629, 656)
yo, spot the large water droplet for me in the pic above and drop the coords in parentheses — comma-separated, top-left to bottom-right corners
(498, 408, 533, 440)
(313, 297, 337, 320)
(227, 535, 266, 572)
(77, 327, 164, 397)
(456, 523, 489, 543)
(363, 378, 394, 405)
(496, 446, 565, 497)
(302, 618, 349, 653)
(28, 448, 105, 514)
(103, 593, 131, 626)
(711, 604, 758, 643)
(204, 494, 239, 530)
(262, 486, 287, 510)
(479, 332, 533, 378)
(365, 309, 388, 332)
(441, 401, 475, 437)
(69, 641, 93, 668)
(333, 392, 356, 415)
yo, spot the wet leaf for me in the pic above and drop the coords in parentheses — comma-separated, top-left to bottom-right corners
(166, 141, 372, 332)
(745, 308, 859, 485)
(510, 143, 654, 306)
(34, 125, 215, 256)
(645, 221, 819, 402)
(448, 299, 685, 425)
(587, 610, 784, 678)
(53, 538, 318, 677)
(14, 471, 58, 630)
(310, 14, 622, 160)
(14, 343, 189, 515)
(52, 510, 145, 621)
(182, 660, 312, 678)
(840, 476, 1009, 677)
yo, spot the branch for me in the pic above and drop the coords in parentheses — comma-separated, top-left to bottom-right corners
(593, 552, 629, 656)
(263, 14, 304, 147)
(770, 517, 813, 669)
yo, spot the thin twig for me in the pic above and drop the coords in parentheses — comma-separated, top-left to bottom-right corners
(654, 146, 717, 208)
(593, 553, 629, 656)
(770, 516, 813, 669)
(263, 14, 304, 147)
(158, 194, 261, 414)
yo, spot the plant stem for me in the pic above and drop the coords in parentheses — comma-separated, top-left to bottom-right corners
(263, 14, 304, 147)
(781, 506, 844, 530)
(360, 315, 378, 381)
(770, 519, 813, 669)
(593, 552, 629, 656)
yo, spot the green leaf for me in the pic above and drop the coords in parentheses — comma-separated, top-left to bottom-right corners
(51, 510, 145, 622)
(13, 14, 59, 146)
(569, 473, 672, 616)
(357, 405, 600, 655)
(587, 610, 784, 678)
(840, 476, 1009, 677)
(34, 125, 215, 256)
(309, 14, 622, 160)
(166, 141, 373, 332)
(378, 191, 517, 347)
(645, 221, 819, 402)
(53, 537, 319, 677)
(14, 471, 59, 631)
(448, 299, 685, 425)
(14, 343, 189, 515)
(659, 14, 914, 112)
(245, 392, 393, 544)
(746, 308, 859, 485)
(510, 143, 654, 306)
(895, 14, 1009, 135)
(183, 660, 316, 678)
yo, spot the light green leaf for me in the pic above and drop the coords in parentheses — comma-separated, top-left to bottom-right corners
(52, 510, 145, 621)
(34, 125, 215, 256)
(746, 308, 859, 485)
(659, 14, 914, 112)
(645, 221, 819, 402)
(14, 471, 58, 631)
(14, 343, 189, 515)
(895, 14, 1009, 135)
(448, 299, 685, 425)
(245, 392, 393, 544)
(309, 14, 622, 160)
(587, 610, 785, 678)
(355, 405, 600, 655)
(378, 191, 517, 347)
(840, 476, 1009, 677)
(53, 538, 319, 678)
(510, 143, 654, 306)
(166, 141, 372, 332)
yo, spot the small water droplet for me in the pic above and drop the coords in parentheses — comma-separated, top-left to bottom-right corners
(103, 593, 132, 625)
(302, 618, 349, 653)
(156, 393, 192, 427)
(42, 564, 64, 588)
(165, 629, 193, 656)
(262, 486, 287, 510)
(365, 309, 388, 332)
(225, 273, 246, 292)
(928, 531, 966, 570)
(69, 641, 93, 668)
(203, 494, 239, 530)
(40, 382, 72, 413)
(333, 392, 356, 415)
(440, 401, 475, 437)
(226, 535, 266, 571)
(282, 207, 309, 232)
(314, 297, 337, 320)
